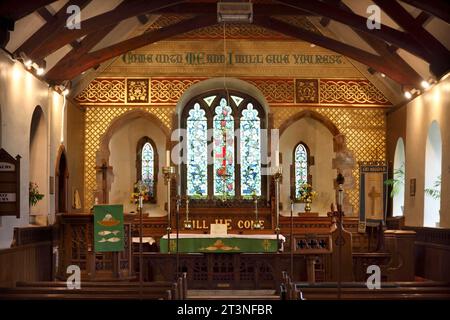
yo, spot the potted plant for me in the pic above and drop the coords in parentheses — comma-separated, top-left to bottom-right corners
(384, 163, 405, 213)
(29, 182, 44, 207)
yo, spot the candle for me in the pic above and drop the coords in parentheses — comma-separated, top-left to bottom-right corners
(166, 150, 170, 167)
(275, 150, 279, 167)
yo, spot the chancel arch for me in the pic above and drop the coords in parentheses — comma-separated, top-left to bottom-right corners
(29, 106, 48, 224)
(424, 121, 442, 228)
(96, 110, 169, 214)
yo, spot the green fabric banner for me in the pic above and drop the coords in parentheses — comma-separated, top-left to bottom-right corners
(93, 204, 124, 252)
(160, 237, 278, 253)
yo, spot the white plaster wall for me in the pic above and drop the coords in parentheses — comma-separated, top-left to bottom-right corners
(109, 117, 168, 216)
(279, 117, 335, 216)
(404, 77, 450, 228)
(29, 107, 48, 217)
(0, 53, 64, 248)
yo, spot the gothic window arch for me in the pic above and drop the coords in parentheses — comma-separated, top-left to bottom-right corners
(292, 142, 311, 201)
(136, 137, 158, 203)
(181, 90, 266, 198)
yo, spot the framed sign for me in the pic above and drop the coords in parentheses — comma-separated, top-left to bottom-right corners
(358, 162, 388, 232)
(0, 148, 21, 218)
(93, 204, 124, 252)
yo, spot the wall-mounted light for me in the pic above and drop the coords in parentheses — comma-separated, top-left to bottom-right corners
(421, 80, 430, 89)
(404, 91, 412, 99)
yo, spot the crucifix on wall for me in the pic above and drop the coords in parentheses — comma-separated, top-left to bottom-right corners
(368, 186, 381, 218)
(95, 162, 113, 204)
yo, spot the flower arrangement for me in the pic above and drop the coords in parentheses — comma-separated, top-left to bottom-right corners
(298, 183, 318, 202)
(29, 182, 44, 207)
(298, 183, 317, 212)
(130, 181, 150, 205)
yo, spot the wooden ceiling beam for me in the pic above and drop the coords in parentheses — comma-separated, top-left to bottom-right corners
(373, 0, 450, 78)
(14, 0, 91, 56)
(276, 0, 431, 62)
(328, 1, 423, 85)
(254, 16, 418, 85)
(45, 24, 117, 82)
(399, 0, 450, 24)
(29, 0, 185, 61)
(46, 15, 217, 81)
(0, 0, 55, 21)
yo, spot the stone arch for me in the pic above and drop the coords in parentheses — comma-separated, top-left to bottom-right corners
(279, 109, 340, 137)
(55, 144, 69, 214)
(280, 109, 356, 215)
(95, 109, 170, 204)
(29, 105, 48, 223)
(175, 77, 270, 127)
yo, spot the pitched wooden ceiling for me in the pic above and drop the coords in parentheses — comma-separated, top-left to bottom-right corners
(1, 0, 449, 96)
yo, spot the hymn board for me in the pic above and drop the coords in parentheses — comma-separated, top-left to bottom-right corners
(0, 148, 21, 218)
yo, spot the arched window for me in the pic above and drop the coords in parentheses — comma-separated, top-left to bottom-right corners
(182, 91, 266, 198)
(392, 138, 405, 217)
(293, 142, 310, 200)
(136, 137, 158, 202)
(424, 121, 442, 227)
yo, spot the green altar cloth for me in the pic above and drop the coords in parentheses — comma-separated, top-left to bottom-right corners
(160, 234, 285, 253)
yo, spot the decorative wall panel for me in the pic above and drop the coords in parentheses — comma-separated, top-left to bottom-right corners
(126, 78, 149, 103)
(76, 79, 126, 104)
(244, 78, 295, 104)
(319, 79, 390, 105)
(150, 78, 205, 104)
(296, 79, 319, 103)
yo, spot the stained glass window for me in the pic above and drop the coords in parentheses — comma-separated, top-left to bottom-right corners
(294, 143, 309, 199)
(213, 98, 235, 196)
(184, 92, 265, 198)
(187, 103, 208, 196)
(240, 103, 261, 196)
(141, 142, 154, 196)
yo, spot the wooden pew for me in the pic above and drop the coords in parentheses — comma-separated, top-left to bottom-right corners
(280, 272, 450, 300)
(1, 273, 189, 300)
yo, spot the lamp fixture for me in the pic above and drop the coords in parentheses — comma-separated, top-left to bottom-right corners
(217, 2, 253, 23)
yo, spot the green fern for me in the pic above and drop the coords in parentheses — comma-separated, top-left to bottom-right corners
(424, 175, 441, 200)
(384, 163, 405, 198)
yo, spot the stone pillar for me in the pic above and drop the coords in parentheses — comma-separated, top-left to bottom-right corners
(332, 134, 356, 215)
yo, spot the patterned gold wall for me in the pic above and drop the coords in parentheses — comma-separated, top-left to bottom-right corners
(79, 77, 387, 213)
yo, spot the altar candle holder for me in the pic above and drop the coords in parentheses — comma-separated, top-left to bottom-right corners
(273, 166, 283, 251)
(163, 166, 176, 253)
(252, 193, 262, 230)
(183, 196, 192, 230)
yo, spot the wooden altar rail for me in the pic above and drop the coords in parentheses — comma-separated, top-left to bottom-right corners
(0, 226, 53, 287)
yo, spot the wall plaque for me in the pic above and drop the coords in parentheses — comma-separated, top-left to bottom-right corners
(0, 148, 21, 218)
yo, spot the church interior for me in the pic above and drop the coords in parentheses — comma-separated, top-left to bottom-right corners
(0, 0, 449, 302)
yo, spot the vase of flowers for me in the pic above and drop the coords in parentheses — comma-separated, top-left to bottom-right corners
(29, 182, 44, 207)
(130, 181, 149, 211)
(298, 183, 317, 212)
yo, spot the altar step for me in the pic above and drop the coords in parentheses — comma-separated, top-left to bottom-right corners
(187, 290, 280, 300)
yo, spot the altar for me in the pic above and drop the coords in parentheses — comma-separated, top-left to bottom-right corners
(160, 233, 285, 253)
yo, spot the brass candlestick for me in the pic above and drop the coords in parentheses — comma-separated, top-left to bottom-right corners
(252, 193, 262, 230)
(273, 166, 282, 251)
(163, 166, 176, 253)
(184, 196, 192, 230)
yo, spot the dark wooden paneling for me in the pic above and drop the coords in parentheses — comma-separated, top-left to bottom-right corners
(0, 241, 52, 286)
(403, 226, 450, 281)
